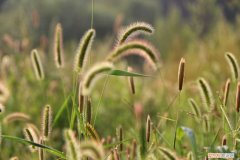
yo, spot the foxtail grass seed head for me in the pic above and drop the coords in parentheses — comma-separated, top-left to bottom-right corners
(127, 67, 135, 94)
(236, 82, 240, 112)
(197, 77, 214, 110)
(80, 141, 105, 160)
(78, 83, 84, 113)
(146, 115, 151, 143)
(113, 148, 120, 160)
(118, 126, 123, 152)
(178, 58, 185, 91)
(222, 135, 227, 146)
(38, 137, 45, 160)
(158, 147, 178, 160)
(41, 105, 52, 141)
(225, 52, 239, 81)
(31, 49, 44, 80)
(86, 97, 92, 124)
(54, 23, 64, 68)
(0, 103, 5, 115)
(64, 129, 81, 160)
(74, 29, 96, 73)
(187, 152, 193, 160)
(86, 123, 100, 142)
(202, 115, 210, 133)
(26, 123, 40, 139)
(106, 40, 160, 70)
(188, 98, 201, 120)
(10, 157, 19, 160)
(3, 112, 31, 124)
(131, 139, 137, 160)
(82, 62, 114, 95)
(23, 126, 39, 152)
(117, 22, 154, 45)
(223, 79, 231, 106)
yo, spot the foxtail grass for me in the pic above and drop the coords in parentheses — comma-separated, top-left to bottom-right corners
(223, 79, 231, 106)
(188, 98, 201, 120)
(53, 23, 64, 68)
(117, 22, 154, 45)
(80, 141, 105, 160)
(158, 147, 178, 160)
(236, 82, 240, 112)
(225, 52, 239, 81)
(86, 97, 92, 124)
(202, 115, 210, 133)
(78, 83, 84, 113)
(3, 112, 31, 124)
(178, 58, 185, 91)
(23, 126, 39, 152)
(31, 49, 44, 80)
(82, 62, 114, 95)
(86, 123, 100, 142)
(38, 137, 45, 160)
(64, 129, 81, 160)
(146, 115, 151, 143)
(74, 29, 96, 73)
(41, 105, 52, 141)
(106, 40, 160, 70)
(197, 77, 214, 111)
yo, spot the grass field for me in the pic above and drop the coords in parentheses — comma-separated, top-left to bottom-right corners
(1, 0, 240, 160)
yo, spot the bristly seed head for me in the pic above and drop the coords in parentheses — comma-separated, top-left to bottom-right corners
(86, 97, 92, 124)
(82, 62, 114, 95)
(54, 22, 64, 68)
(236, 82, 240, 112)
(78, 83, 84, 113)
(23, 126, 39, 152)
(107, 40, 160, 70)
(146, 115, 151, 143)
(197, 77, 214, 111)
(223, 79, 230, 106)
(74, 29, 96, 73)
(41, 105, 52, 141)
(31, 49, 44, 80)
(225, 52, 239, 81)
(64, 129, 81, 160)
(178, 58, 185, 91)
(3, 112, 31, 124)
(117, 22, 154, 45)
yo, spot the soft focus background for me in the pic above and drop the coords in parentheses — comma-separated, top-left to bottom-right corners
(1, 0, 240, 159)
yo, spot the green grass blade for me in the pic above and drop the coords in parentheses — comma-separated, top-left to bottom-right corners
(53, 95, 71, 127)
(219, 105, 233, 133)
(1, 135, 66, 159)
(109, 69, 152, 77)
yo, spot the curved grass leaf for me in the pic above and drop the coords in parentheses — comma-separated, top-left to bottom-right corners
(109, 69, 151, 77)
(1, 135, 66, 159)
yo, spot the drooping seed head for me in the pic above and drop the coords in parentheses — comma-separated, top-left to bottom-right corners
(188, 98, 201, 120)
(225, 52, 239, 81)
(64, 129, 81, 160)
(41, 105, 52, 141)
(127, 67, 135, 94)
(197, 77, 214, 111)
(31, 49, 44, 80)
(178, 58, 185, 91)
(236, 82, 240, 112)
(158, 147, 178, 160)
(146, 115, 151, 143)
(82, 62, 114, 95)
(202, 115, 210, 133)
(223, 79, 231, 106)
(187, 151, 193, 160)
(53, 23, 64, 68)
(3, 112, 31, 124)
(106, 40, 160, 70)
(23, 126, 39, 152)
(74, 29, 96, 73)
(26, 123, 40, 139)
(10, 157, 19, 160)
(80, 140, 105, 160)
(117, 22, 154, 45)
